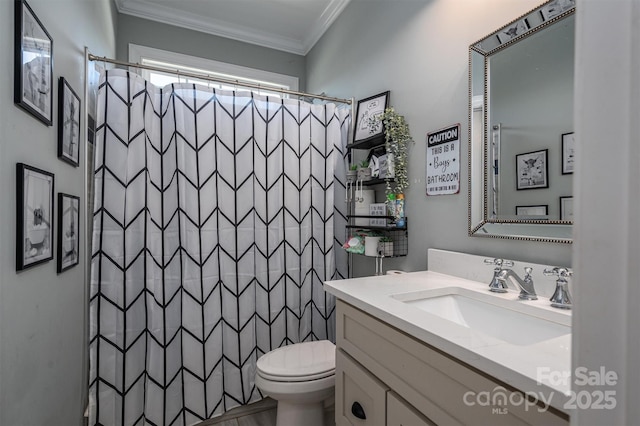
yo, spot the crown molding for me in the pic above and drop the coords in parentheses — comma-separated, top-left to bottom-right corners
(115, 0, 350, 56)
(302, 0, 351, 54)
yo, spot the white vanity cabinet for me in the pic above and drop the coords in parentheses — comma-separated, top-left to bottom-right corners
(336, 349, 388, 425)
(335, 300, 569, 426)
(387, 392, 434, 426)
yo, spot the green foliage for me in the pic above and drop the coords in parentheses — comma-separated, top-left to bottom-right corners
(349, 163, 358, 171)
(368, 108, 413, 197)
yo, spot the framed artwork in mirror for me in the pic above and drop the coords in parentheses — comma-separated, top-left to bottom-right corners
(58, 77, 81, 166)
(561, 132, 574, 174)
(560, 196, 573, 221)
(516, 149, 549, 190)
(496, 19, 529, 44)
(14, 0, 53, 126)
(16, 163, 54, 271)
(540, 0, 576, 21)
(516, 205, 548, 217)
(57, 193, 80, 273)
(352, 91, 389, 146)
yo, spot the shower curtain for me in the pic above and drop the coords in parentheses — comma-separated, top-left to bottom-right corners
(89, 69, 349, 426)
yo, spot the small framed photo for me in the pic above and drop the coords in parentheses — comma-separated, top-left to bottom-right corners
(496, 19, 529, 44)
(14, 0, 53, 126)
(58, 77, 81, 166)
(353, 91, 389, 145)
(516, 149, 549, 190)
(57, 193, 80, 272)
(516, 205, 548, 217)
(560, 196, 573, 221)
(16, 163, 54, 270)
(561, 132, 575, 175)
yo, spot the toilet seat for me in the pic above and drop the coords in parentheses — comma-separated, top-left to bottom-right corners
(256, 340, 335, 383)
(257, 368, 334, 382)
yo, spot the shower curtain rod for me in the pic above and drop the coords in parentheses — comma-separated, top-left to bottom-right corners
(88, 53, 352, 105)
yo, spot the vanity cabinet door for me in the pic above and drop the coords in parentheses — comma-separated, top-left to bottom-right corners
(336, 349, 388, 426)
(337, 300, 569, 426)
(387, 392, 435, 426)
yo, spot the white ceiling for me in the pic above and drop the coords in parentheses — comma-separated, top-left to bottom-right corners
(114, 0, 351, 55)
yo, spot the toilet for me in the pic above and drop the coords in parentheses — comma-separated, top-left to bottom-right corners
(255, 340, 335, 426)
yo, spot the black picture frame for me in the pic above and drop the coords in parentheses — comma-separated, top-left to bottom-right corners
(57, 193, 80, 273)
(561, 132, 574, 175)
(16, 163, 54, 271)
(352, 91, 390, 147)
(14, 0, 53, 126)
(58, 77, 81, 166)
(560, 196, 573, 221)
(516, 148, 549, 190)
(516, 205, 548, 217)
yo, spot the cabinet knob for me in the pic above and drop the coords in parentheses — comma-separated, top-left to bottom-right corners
(351, 401, 367, 420)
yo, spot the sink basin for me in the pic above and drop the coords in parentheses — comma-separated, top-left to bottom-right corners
(392, 287, 570, 346)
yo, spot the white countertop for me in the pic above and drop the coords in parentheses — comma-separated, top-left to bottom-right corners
(324, 270, 572, 414)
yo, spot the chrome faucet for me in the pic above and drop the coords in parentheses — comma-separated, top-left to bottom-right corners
(485, 258, 537, 300)
(544, 267, 573, 309)
(484, 258, 513, 293)
(497, 266, 537, 300)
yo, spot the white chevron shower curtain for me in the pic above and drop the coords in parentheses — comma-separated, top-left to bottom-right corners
(89, 69, 349, 425)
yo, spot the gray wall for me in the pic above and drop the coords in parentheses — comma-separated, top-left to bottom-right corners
(116, 14, 307, 90)
(306, 0, 573, 277)
(0, 0, 117, 424)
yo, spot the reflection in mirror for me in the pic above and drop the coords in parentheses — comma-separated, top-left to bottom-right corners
(468, 0, 575, 243)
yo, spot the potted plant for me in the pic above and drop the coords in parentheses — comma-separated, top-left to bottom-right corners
(346, 163, 358, 183)
(368, 108, 413, 199)
(357, 159, 372, 181)
(379, 236, 394, 257)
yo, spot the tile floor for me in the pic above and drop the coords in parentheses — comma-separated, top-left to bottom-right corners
(199, 398, 335, 426)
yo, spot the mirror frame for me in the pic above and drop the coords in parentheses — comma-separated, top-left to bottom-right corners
(468, 0, 576, 244)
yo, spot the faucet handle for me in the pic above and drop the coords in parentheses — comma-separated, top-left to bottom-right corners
(544, 267, 573, 309)
(559, 267, 573, 278)
(484, 258, 514, 268)
(543, 267, 572, 278)
(485, 258, 511, 293)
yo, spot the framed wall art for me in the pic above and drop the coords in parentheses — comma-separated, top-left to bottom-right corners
(352, 91, 389, 146)
(516, 205, 548, 217)
(58, 77, 81, 166)
(57, 193, 80, 273)
(561, 132, 575, 174)
(16, 163, 54, 271)
(560, 196, 573, 221)
(14, 0, 53, 126)
(496, 19, 530, 44)
(516, 148, 549, 190)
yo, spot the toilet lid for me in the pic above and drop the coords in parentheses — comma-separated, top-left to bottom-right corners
(256, 340, 335, 382)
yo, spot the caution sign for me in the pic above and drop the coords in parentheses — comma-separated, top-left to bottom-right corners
(426, 124, 460, 196)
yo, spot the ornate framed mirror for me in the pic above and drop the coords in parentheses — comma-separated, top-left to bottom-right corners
(468, 0, 575, 243)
